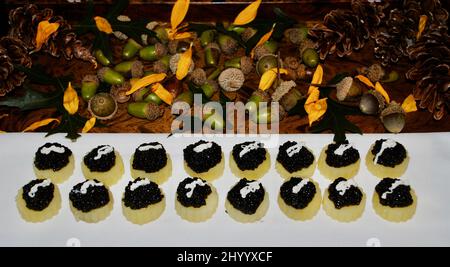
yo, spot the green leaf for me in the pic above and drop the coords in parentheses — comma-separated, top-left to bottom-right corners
(46, 113, 87, 141)
(310, 98, 363, 143)
(0, 86, 62, 111)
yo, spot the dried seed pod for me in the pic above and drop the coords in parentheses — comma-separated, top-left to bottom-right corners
(218, 68, 245, 92)
(380, 102, 406, 133)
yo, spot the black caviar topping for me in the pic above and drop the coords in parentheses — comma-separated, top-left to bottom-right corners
(371, 139, 407, 167)
(132, 142, 168, 173)
(280, 177, 316, 209)
(22, 179, 55, 211)
(227, 178, 265, 215)
(69, 179, 110, 212)
(83, 145, 116, 172)
(34, 143, 72, 171)
(277, 141, 314, 173)
(177, 177, 212, 208)
(375, 178, 413, 208)
(325, 140, 360, 168)
(123, 178, 164, 210)
(232, 141, 267, 171)
(328, 177, 363, 209)
(184, 140, 222, 173)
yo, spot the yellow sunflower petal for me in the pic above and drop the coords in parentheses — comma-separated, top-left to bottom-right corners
(308, 64, 323, 94)
(375, 82, 390, 103)
(82, 117, 96, 133)
(258, 68, 288, 91)
(173, 31, 192, 40)
(305, 87, 320, 105)
(35, 20, 60, 51)
(176, 42, 193, 80)
(171, 0, 190, 31)
(151, 83, 174, 105)
(401, 94, 418, 113)
(251, 23, 275, 58)
(23, 118, 60, 132)
(305, 98, 327, 126)
(94, 16, 113, 34)
(63, 82, 79, 115)
(126, 73, 167, 95)
(416, 15, 428, 40)
(355, 74, 375, 88)
(233, 0, 262, 26)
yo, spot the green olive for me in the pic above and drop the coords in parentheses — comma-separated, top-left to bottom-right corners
(302, 48, 319, 68)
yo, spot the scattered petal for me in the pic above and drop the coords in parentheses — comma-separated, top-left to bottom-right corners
(63, 82, 79, 115)
(258, 68, 288, 91)
(23, 118, 60, 132)
(94, 16, 113, 34)
(308, 64, 323, 94)
(375, 82, 390, 103)
(305, 97, 327, 126)
(233, 0, 262, 26)
(416, 15, 428, 40)
(126, 73, 167, 95)
(82, 117, 96, 133)
(167, 28, 192, 40)
(176, 42, 193, 80)
(151, 83, 174, 105)
(355, 74, 375, 88)
(35, 20, 60, 51)
(251, 23, 275, 58)
(401, 94, 417, 113)
(171, 0, 190, 31)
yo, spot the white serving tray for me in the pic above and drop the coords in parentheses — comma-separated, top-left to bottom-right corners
(0, 132, 449, 247)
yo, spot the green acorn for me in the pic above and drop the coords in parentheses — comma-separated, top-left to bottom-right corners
(127, 102, 163, 121)
(81, 75, 99, 101)
(139, 43, 167, 61)
(302, 48, 319, 68)
(123, 39, 143, 59)
(94, 50, 111, 66)
(97, 67, 125, 85)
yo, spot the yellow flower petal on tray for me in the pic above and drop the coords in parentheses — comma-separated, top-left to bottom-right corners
(82, 117, 96, 133)
(171, 0, 190, 31)
(305, 97, 327, 126)
(401, 94, 417, 113)
(151, 83, 174, 105)
(176, 42, 193, 80)
(23, 118, 60, 132)
(126, 73, 167, 95)
(375, 82, 390, 103)
(63, 82, 79, 115)
(416, 15, 428, 40)
(233, 0, 262, 26)
(258, 68, 288, 91)
(251, 23, 275, 58)
(94, 16, 113, 34)
(35, 20, 60, 51)
(355, 74, 375, 88)
(308, 65, 323, 94)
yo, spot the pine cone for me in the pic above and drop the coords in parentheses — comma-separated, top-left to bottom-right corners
(309, 0, 384, 60)
(374, 0, 448, 66)
(0, 37, 32, 96)
(406, 24, 450, 120)
(8, 4, 95, 65)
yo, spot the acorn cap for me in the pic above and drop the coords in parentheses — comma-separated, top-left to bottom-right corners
(284, 28, 307, 45)
(280, 87, 303, 111)
(380, 101, 406, 133)
(130, 60, 144, 78)
(145, 102, 164, 121)
(154, 42, 168, 58)
(240, 56, 254, 75)
(256, 54, 282, 76)
(97, 67, 110, 82)
(336, 77, 362, 101)
(366, 63, 385, 83)
(110, 82, 131, 103)
(82, 74, 99, 86)
(296, 64, 308, 80)
(190, 68, 207, 86)
(169, 53, 195, 74)
(298, 39, 316, 59)
(168, 40, 179, 54)
(218, 68, 245, 92)
(254, 45, 272, 61)
(153, 60, 169, 74)
(251, 89, 271, 103)
(284, 56, 300, 70)
(205, 42, 221, 52)
(88, 93, 118, 120)
(272, 80, 297, 102)
(241, 27, 256, 42)
(218, 34, 238, 55)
